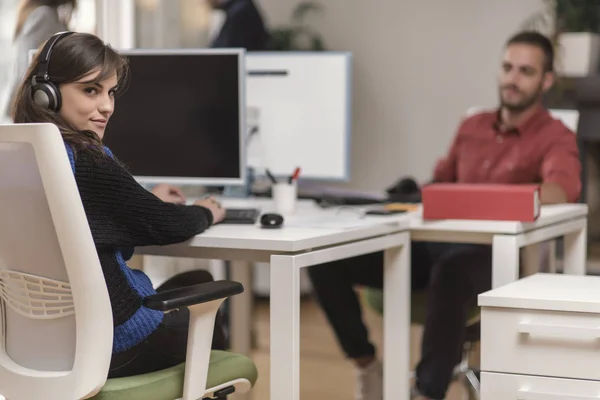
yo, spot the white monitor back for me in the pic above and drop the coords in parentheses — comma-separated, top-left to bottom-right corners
(246, 52, 352, 181)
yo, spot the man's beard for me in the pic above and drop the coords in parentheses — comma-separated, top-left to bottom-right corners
(499, 83, 543, 112)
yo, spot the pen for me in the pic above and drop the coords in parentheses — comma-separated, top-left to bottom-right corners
(265, 168, 278, 184)
(288, 167, 301, 184)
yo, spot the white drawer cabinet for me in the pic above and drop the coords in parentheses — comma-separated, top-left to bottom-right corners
(478, 274, 600, 399)
(481, 307, 600, 380)
(481, 372, 600, 400)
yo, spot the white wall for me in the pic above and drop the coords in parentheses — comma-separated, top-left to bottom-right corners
(0, 0, 20, 122)
(256, 0, 545, 190)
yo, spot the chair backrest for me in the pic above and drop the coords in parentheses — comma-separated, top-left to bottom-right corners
(0, 123, 113, 399)
(465, 106, 484, 117)
(549, 109, 579, 133)
(465, 106, 579, 133)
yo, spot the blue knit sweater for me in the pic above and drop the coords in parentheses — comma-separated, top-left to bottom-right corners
(65, 144, 213, 353)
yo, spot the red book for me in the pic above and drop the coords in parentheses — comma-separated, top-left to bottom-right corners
(421, 183, 541, 222)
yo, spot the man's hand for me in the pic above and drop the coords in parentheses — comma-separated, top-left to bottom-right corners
(194, 196, 226, 224)
(540, 183, 568, 204)
(151, 184, 186, 204)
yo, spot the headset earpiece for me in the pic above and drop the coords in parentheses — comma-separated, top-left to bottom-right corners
(31, 31, 74, 112)
(31, 78, 61, 110)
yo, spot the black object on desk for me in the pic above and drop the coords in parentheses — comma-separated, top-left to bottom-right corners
(316, 195, 385, 207)
(220, 208, 260, 224)
(386, 177, 422, 203)
(364, 208, 407, 216)
(260, 213, 284, 228)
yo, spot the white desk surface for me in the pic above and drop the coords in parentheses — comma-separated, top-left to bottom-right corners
(479, 273, 600, 314)
(409, 203, 588, 235)
(152, 197, 412, 253)
(151, 198, 587, 253)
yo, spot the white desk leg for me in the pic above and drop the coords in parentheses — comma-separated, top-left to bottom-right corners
(230, 261, 254, 400)
(563, 222, 587, 275)
(209, 259, 227, 281)
(270, 255, 301, 400)
(492, 235, 520, 288)
(383, 231, 411, 400)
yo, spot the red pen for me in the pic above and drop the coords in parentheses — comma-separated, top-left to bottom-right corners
(288, 167, 301, 184)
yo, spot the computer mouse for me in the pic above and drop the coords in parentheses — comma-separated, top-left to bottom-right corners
(260, 213, 284, 229)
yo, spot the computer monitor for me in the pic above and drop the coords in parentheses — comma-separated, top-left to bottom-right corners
(102, 49, 246, 186)
(246, 52, 352, 181)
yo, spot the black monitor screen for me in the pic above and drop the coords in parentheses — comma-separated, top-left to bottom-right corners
(103, 51, 243, 184)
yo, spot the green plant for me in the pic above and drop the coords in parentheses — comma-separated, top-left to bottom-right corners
(267, 1, 326, 51)
(523, 0, 600, 36)
(522, 0, 600, 80)
(556, 0, 600, 33)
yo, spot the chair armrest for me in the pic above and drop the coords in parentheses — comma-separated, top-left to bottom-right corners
(143, 280, 244, 312)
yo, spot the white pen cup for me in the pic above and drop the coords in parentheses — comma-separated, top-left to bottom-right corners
(272, 181, 298, 215)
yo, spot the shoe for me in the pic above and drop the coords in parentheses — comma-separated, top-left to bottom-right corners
(355, 359, 383, 400)
(410, 386, 422, 399)
(411, 386, 430, 400)
(411, 385, 440, 400)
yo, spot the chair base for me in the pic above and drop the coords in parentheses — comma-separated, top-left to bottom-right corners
(454, 368, 480, 400)
(453, 342, 480, 400)
(202, 378, 252, 399)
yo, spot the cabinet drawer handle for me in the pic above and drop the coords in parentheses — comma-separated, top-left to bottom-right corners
(518, 389, 600, 399)
(518, 322, 600, 339)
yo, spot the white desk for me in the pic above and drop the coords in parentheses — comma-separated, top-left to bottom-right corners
(409, 203, 588, 288)
(137, 198, 413, 400)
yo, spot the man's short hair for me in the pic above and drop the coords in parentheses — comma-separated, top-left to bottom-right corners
(506, 31, 554, 73)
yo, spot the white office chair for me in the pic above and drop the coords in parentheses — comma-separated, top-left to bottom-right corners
(540, 109, 579, 274)
(549, 109, 580, 132)
(0, 123, 257, 400)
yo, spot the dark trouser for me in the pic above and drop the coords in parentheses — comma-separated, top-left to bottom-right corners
(108, 270, 227, 378)
(307, 242, 492, 399)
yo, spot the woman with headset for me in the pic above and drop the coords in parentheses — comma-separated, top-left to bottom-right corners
(4, 0, 77, 119)
(11, 31, 228, 377)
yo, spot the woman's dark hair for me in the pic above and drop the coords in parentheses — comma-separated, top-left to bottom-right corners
(12, 32, 129, 155)
(14, 0, 77, 39)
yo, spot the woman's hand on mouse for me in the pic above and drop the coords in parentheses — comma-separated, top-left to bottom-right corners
(194, 196, 225, 224)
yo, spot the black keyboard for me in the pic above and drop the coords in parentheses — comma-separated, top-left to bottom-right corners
(221, 208, 260, 224)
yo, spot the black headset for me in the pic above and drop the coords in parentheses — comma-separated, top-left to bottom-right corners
(31, 31, 75, 112)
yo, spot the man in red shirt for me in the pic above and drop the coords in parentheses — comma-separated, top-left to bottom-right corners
(434, 61, 580, 202)
(307, 31, 581, 400)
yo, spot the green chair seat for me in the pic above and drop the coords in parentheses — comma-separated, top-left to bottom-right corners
(363, 288, 480, 326)
(91, 350, 258, 400)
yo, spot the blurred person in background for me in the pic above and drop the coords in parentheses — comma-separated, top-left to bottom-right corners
(2, 0, 76, 120)
(206, 0, 270, 51)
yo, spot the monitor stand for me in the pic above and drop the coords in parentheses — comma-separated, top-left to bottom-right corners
(222, 166, 255, 198)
